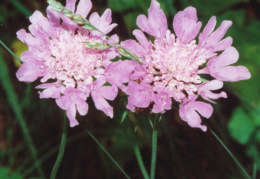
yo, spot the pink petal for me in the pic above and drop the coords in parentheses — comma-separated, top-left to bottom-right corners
(91, 92, 114, 118)
(39, 86, 60, 99)
(199, 16, 216, 43)
(200, 20, 232, 50)
(210, 47, 239, 67)
(147, 0, 167, 37)
(173, 6, 202, 43)
(20, 51, 33, 63)
(92, 76, 106, 87)
(198, 80, 227, 102)
(133, 29, 152, 53)
(16, 61, 45, 82)
(76, 99, 89, 115)
(137, 15, 152, 36)
(65, 0, 76, 12)
(47, 6, 60, 27)
(126, 82, 153, 109)
(137, 0, 167, 38)
(89, 9, 117, 36)
(105, 60, 135, 90)
(152, 103, 165, 113)
(211, 65, 251, 82)
(95, 86, 118, 100)
(17, 29, 41, 47)
(121, 40, 145, 57)
(214, 37, 233, 52)
(66, 104, 79, 127)
(29, 11, 50, 31)
(56, 96, 69, 110)
(179, 100, 212, 131)
(191, 101, 213, 119)
(76, 0, 92, 18)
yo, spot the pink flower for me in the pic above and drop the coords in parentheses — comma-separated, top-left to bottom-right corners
(16, 0, 120, 127)
(121, 0, 251, 131)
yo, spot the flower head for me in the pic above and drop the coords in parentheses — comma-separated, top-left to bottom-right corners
(121, 0, 251, 131)
(16, 0, 119, 127)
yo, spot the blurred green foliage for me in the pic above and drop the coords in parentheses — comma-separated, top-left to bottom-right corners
(0, 0, 259, 178)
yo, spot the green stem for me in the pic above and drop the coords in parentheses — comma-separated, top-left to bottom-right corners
(0, 40, 21, 63)
(210, 129, 251, 179)
(86, 129, 130, 179)
(50, 116, 68, 179)
(0, 48, 45, 178)
(150, 129, 158, 179)
(134, 145, 149, 179)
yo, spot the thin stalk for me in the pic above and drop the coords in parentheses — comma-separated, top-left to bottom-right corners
(50, 116, 68, 179)
(86, 129, 130, 179)
(210, 129, 251, 179)
(0, 40, 21, 63)
(0, 49, 45, 178)
(133, 145, 149, 179)
(150, 129, 158, 179)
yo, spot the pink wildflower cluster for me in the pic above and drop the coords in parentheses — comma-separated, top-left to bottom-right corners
(118, 0, 251, 131)
(16, 0, 120, 127)
(16, 0, 251, 131)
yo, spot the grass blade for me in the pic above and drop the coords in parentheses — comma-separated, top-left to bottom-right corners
(50, 115, 68, 179)
(133, 145, 149, 179)
(0, 40, 21, 63)
(210, 129, 251, 179)
(86, 129, 130, 179)
(150, 129, 158, 179)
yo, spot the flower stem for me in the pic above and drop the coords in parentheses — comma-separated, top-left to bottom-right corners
(0, 40, 21, 63)
(210, 129, 251, 179)
(50, 115, 68, 179)
(133, 145, 149, 179)
(150, 129, 158, 179)
(86, 129, 131, 179)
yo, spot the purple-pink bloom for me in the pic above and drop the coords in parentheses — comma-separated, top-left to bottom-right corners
(16, 0, 120, 127)
(121, 0, 251, 131)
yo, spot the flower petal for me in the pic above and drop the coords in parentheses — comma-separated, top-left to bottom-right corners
(173, 6, 202, 43)
(47, 6, 60, 27)
(76, 0, 92, 18)
(91, 92, 114, 118)
(65, 0, 76, 12)
(66, 104, 79, 127)
(76, 99, 89, 115)
(211, 65, 251, 82)
(137, 0, 167, 38)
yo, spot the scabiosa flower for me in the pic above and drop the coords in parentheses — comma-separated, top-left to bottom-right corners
(16, 0, 120, 127)
(120, 0, 251, 131)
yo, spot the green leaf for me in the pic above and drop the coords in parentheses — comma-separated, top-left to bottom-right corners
(228, 107, 255, 144)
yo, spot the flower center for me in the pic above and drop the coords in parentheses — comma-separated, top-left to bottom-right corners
(142, 30, 207, 99)
(47, 29, 104, 89)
